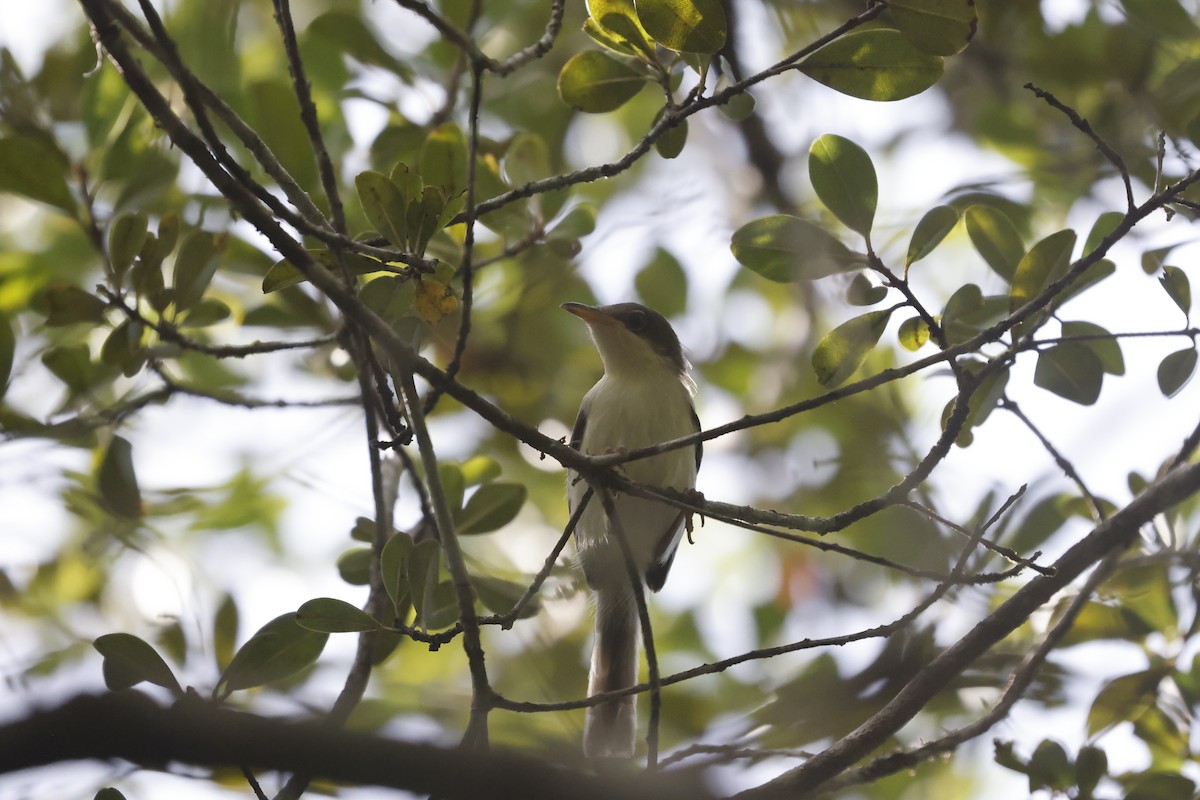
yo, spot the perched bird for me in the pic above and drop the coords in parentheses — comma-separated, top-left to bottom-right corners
(562, 302, 702, 759)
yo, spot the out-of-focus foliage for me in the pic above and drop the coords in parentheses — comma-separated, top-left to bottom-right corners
(3, 0, 1200, 798)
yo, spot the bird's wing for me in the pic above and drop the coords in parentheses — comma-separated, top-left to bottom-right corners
(570, 405, 588, 452)
(645, 402, 702, 592)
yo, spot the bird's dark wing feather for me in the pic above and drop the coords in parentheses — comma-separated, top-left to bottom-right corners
(570, 406, 588, 452)
(646, 403, 702, 592)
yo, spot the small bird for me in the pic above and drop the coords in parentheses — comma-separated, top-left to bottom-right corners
(562, 301, 702, 759)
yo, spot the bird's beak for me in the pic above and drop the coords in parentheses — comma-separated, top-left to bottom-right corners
(561, 302, 619, 327)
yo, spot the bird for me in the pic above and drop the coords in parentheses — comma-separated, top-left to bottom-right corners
(562, 301, 702, 759)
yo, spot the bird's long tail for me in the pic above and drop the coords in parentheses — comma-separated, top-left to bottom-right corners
(584, 589, 639, 758)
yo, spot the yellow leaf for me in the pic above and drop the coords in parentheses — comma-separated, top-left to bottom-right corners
(414, 279, 459, 324)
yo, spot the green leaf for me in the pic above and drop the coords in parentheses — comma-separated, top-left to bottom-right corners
(218, 613, 329, 694)
(898, 315, 930, 351)
(381, 533, 413, 614)
(93, 633, 182, 694)
(635, 0, 727, 54)
(296, 598, 380, 633)
(337, 548, 372, 585)
(941, 283, 1008, 345)
(456, 483, 528, 535)
(905, 205, 959, 268)
(307, 11, 412, 76)
(846, 273, 887, 306)
(1087, 670, 1162, 738)
(98, 435, 143, 520)
(180, 298, 233, 328)
(214, 593, 239, 670)
(585, 0, 654, 56)
(108, 212, 149, 281)
(799, 29, 943, 102)
(635, 247, 689, 317)
(655, 116, 688, 159)
(420, 123, 469, 195)
(812, 310, 892, 387)
(474, 575, 539, 618)
(262, 249, 386, 294)
(359, 275, 416, 324)
(887, 0, 977, 56)
(1059, 258, 1115, 306)
(502, 132, 552, 187)
(1084, 210, 1124, 254)
(100, 320, 145, 377)
(557, 51, 648, 113)
(461, 456, 503, 486)
(1061, 321, 1124, 376)
(808, 134, 877, 239)
(407, 538, 442, 626)
(1051, 599, 1152, 648)
(719, 89, 755, 121)
(1033, 343, 1103, 405)
(548, 204, 598, 240)
(1026, 739, 1072, 792)
(1010, 229, 1076, 312)
(173, 230, 224, 312)
(1159, 265, 1191, 318)
(1157, 347, 1198, 398)
(41, 284, 108, 327)
(731, 215, 865, 281)
(1124, 773, 1196, 800)
(964, 204, 1024, 281)
(355, 171, 409, 248)
(0, 311, 13, 399)
(0, 135, 76, 214)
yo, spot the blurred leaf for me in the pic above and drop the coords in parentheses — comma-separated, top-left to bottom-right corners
(1026, 739, 1072, 792)
(381, 533, 413, 614)
(1075, 745, 1107, 795)
(173, 230, 224, 312)
(98, 435, 142, 520)
(474, 575, 538, 618)
(1087, 669, 1162, 738)
(0, 311, 13, 398)
(1061, 321, 1124, 376)
(100, 319, 145, 377)
(503, 132, 552, 186)
(719, 88, 755, 120)
(964, 204, 1024, 281)
(456, 483, 528, 535)
(179, 298, 232, 328)
(263, 250, 386, 294)
(846, 273, 887, 306)
(812, 310, 892, 387)
(1159, 265, 1191, 319)
(356, 171, 409, 249)
(557, 51, 648, 113)
(636, 0, 727, 54)
(407, 538, 441, 626)
(635, 247, 688, 316)
(1010, 229, 1076, 313)
(94, 632, 182, 694)
(905, 204, 958, 268)
(307, 11, 411, 76)
(655, 116, 688, 159)
(0, 135, 75, 214)
(296, 598, 380, 633)
(214, 593, 239, 670)
(1034, 343, 1103, 405)
(809, 134, 877, 239)
(108, 212, 148, 282)
(1157, 347, 1197, 398)
(1084, 210, 1124, 253)
(360, 275, 416, 324)
(898, 315, 930, 351)
(887, 0, 977, 56)
(1051, 599, 1152, 648)
(218, 613, 328, 695)
(1104, 561, 1178, 632)
(731, 215, 864, 281)
(41, 284, 108, 327)
(420, 123, 469, 195)
(1123, 773, 1196, 800)
(413, 278, 459, 325)
(548, 204, 598, 240)
(337, 548, 372, 586)
(800, 29, 943, 101)
(461, 456, 503, 486)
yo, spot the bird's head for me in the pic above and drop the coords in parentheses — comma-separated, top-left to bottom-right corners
(562, 302, 690, 385)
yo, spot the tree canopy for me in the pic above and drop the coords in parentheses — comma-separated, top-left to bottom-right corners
(3, 0, 1200, 798)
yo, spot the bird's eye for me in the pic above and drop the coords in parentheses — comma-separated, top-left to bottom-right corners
(625, 310, 647, 332)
